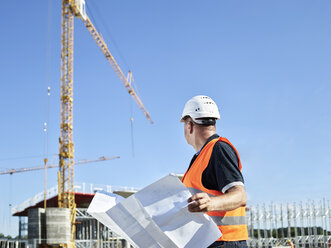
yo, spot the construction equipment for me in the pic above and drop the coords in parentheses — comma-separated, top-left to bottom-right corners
(59, 0, 152, 247)
(0, 156, 120, 175)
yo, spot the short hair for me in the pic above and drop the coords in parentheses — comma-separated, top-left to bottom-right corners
(183, 116, 216, 128)
(194, 118, 216, 126)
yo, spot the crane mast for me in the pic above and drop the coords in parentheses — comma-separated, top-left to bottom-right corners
(58, 0, 152, 247)
(59, 0, 75, 246)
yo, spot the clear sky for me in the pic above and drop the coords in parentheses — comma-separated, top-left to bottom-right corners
(1, 0, 330, 236)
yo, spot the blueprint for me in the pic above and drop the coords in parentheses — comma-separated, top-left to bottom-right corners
(87, 174, 221, 248)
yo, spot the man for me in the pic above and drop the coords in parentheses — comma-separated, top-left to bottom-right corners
(180, 95, 248, 248)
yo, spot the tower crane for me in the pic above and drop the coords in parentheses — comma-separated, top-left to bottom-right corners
(0, 156, 119, 175)
(59, 0, 152, 247)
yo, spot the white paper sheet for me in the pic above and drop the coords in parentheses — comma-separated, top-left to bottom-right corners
(87, 175, 222, 248)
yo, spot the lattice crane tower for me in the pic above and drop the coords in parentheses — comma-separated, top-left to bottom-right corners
(58, 0, 152, 247)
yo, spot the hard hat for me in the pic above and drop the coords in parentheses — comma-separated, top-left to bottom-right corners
(181, 95, 220, 124)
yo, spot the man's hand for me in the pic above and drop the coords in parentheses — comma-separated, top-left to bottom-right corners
(187, 193, 215, 212)
(187, 186, 247, 212)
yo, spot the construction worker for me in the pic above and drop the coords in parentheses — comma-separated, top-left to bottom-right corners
(287, 239, 295, 248)
(180, 95, 248, 248)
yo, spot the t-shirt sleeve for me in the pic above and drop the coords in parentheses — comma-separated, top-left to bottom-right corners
(202, 141, 244, 193)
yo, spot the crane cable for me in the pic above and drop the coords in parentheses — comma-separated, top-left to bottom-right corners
(86, 1, 146, 113)
(87, 0, 138, 157)
(130, 100, 135, 158)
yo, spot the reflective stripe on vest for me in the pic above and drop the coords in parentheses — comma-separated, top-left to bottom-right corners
(187, 187, 247, 226)
(211, 216, 247, 226)
(182, 137, 248, 241)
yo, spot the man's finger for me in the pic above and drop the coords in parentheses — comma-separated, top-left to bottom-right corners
(188, 202, 208, 212)
(188, 198, 209, 211)
(189, 193, 208, 202)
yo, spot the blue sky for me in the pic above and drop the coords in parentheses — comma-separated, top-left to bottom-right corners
(1, 0, 331, 236)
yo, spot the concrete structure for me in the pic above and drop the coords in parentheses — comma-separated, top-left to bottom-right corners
(46, 208, 71, 245)
(27, 208, 45, 246)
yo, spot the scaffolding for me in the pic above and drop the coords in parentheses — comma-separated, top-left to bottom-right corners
(75, 208, 129, 248)
(247, 199, 331, 248)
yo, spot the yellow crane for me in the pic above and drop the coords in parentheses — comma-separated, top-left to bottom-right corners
(59, 0, 152, 247)
(0, 156, 119, 175)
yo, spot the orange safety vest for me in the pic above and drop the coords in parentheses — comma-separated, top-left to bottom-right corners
(182, 137, 248, 241)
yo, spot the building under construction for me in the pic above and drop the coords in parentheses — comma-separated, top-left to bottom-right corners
(5, 182, 139, 248)
(1, 187, 330, 248)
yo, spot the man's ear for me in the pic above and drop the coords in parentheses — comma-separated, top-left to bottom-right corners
(189, 121, 194, 134)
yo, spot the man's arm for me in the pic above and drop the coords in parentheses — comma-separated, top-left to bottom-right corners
(187, 185, 247, 212)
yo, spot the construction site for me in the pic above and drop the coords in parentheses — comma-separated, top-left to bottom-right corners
(1, 187, 331, 248)
(1, 0, 330, 248)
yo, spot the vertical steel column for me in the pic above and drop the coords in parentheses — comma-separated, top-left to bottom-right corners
(312, 201, 318, 247)
(274, 204, 278, 240)
(300, 202, 305, 247)
(293, 202, 298, 247)
(18, 217, 22, 239)
(250, 207, 254, 240)
(307, 201, 312, 248)
(256, 205, 261, 248)
(263, 204, 267, 241)
(280, 204, 285, 240)
(322, 199, 327, 248)
(270, 203, 274, 239)
(97, 221, 100, 248)
(287, 203, 291, 239)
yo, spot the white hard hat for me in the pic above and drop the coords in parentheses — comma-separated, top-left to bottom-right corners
(181, 95, 220, 124)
